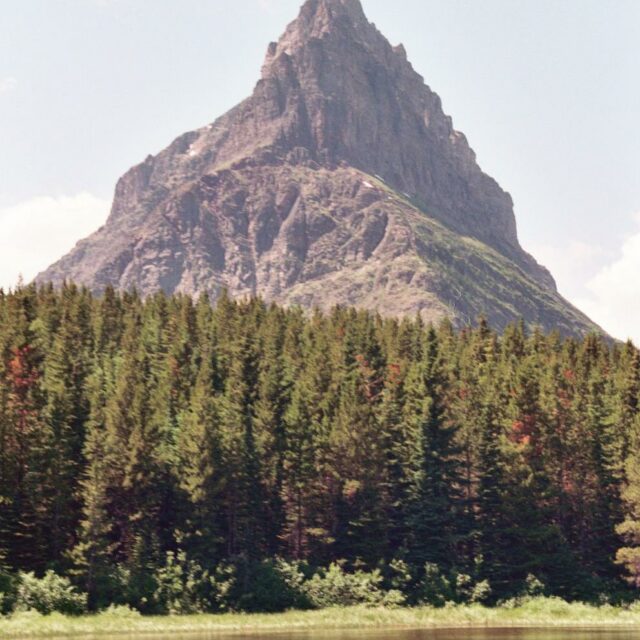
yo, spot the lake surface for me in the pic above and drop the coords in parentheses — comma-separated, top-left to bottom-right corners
(93, 629, 640, 640)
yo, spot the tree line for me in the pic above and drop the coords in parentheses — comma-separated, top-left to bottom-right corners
(0, 283, 639, 612)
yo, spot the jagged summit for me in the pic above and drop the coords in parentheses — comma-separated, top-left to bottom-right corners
(275, 0, 369, 44)
(38, 0, 598, 334)
(293, 0, 367, 25)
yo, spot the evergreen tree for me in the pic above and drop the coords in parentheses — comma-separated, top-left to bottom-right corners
(616, 416, 640, 588)
(406, 327, 461, 572)
(281, 314, 334, 563)
(475, 391, 510, 594)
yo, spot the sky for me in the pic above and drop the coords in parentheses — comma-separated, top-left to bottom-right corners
(0, 0, 638, 341)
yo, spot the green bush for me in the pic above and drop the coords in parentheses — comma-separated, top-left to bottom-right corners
(523, 574, 546, 597)
(14, 571, 87, 615)
(415, 563, 491, 606)
(454, 572, 492, 604)
(99, 603, 142, 618)
(500, 574, 549, 608)
(153, 551, 209, 614)
(208, 562, 237, 612)
(234, 559, 311, 613)
(415, 563, 453, 606)
(303, 562, 403, 608)
(152, 552, 237, 615)
(386, 558, 412, 594)
(106, 565, 156, 613)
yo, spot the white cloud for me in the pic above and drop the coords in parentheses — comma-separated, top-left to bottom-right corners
(0, 76, 17, 94)
(0, 194, 110, 290)
(531, 239, 606, 300)
(571, 213, 640, 344)
(530, 214, 640, 343)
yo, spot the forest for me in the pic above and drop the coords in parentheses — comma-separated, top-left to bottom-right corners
(0, 284, 639, 615)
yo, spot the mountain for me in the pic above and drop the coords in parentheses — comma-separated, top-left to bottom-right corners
(38, 0, 598, 333)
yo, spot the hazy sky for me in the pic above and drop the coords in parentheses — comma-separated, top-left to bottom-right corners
(1, 0, 639, 340)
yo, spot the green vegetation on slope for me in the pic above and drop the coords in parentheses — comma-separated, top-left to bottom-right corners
(379, 177, 598, 333)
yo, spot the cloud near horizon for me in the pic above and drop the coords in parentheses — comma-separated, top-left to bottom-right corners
(570, 213, 640, 344)
(0, 194, 110, 291)
(534, 212, 640, 344)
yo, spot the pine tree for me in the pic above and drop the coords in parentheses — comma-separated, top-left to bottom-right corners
(281, 314, 334, 562)
(0, 286, 47, 571)
(406, 327, 461, 572)
(504, 354, 576, 594)
(616, 416, 640, 588)
(329, 311, 387, 565)
(38, 285, 92, 569)
(174, 364, 223, 564)
(72, 358, 117, 608)
(218, 322, 266, 560)
(99, 305, 168, 600)
(475, 390, 510, 594)
(377, 358, 412, 559)
(253, 305, 291, 555)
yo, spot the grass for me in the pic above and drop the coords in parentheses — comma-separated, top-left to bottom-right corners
(1, 598, 640, 639)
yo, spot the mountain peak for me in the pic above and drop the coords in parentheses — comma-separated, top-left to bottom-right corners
(302, 0, 365, 17)
(297, 0, 367, 28)
(37, 0, 599, 336)
(264, 0, 371, 66)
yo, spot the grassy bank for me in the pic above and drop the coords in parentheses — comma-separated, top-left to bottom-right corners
(1, 598, 640, 639)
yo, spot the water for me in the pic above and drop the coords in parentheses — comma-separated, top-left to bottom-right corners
(96, 630, 640, 640)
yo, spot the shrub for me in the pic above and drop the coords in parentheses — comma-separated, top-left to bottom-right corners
(500, 574, 548, 608)
(303, 562, 403, 608)
(415, 563, 453, 606)
(629, 599, 640, 613)
(208, 562, 237, 612)
(455, 573, 491, 604)
(153, 551, 209, 614)
(524, 574, 546, 597)
(415, 563, 491, 606)
(234, 559, 311, 613)
(14, 571, 87, 615)
(99, 603, 142, 618)
(107, 565, 156, 613)
(386, 558, 412, 594)
(152, 551, 237, 615)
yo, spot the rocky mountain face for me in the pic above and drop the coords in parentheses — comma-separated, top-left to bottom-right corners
(39, 0, 597, 333)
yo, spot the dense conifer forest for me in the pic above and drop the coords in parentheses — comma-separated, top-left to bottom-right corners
(0, 284, 639, 614)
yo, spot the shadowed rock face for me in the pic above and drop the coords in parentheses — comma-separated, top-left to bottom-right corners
(38, 0, 598, 333)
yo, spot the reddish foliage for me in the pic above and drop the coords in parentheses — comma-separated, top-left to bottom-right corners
(8, 345, 39, 391)
(510, 415, 537, 450)
(4, 345, 40, 464)
(355, 353, 384, 401)
(387, 362, 402, 385)
(562, 470, 577, 495)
